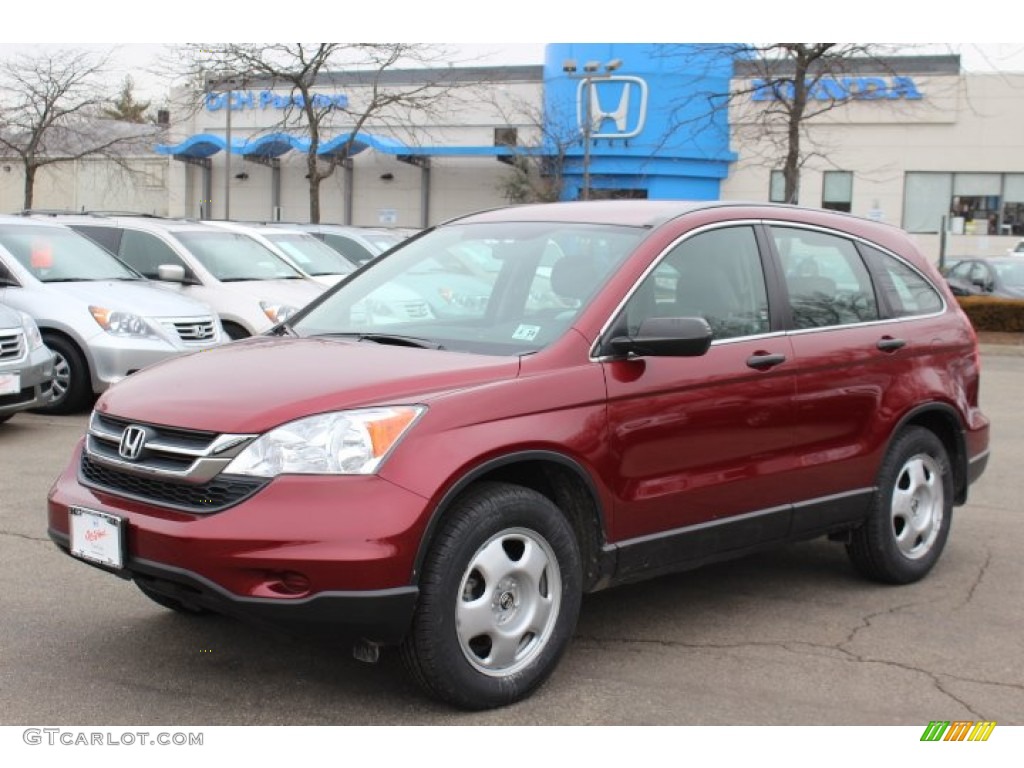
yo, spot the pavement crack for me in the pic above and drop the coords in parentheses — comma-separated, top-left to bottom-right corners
(575, 631, 1021, 719)
(0, 528, 50, 543)
(959, 549, 993, 609)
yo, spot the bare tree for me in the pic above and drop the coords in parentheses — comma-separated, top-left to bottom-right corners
(656, 43, 911, 204)
(490, 95, 579, 204)
(0, 47, 158, 210)
(175, 43, 472, 223)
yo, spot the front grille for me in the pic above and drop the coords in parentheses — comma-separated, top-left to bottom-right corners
(159, 317, 217, 344)
(0, 329, 24, 361)
(80, 453, 268, 513)
(83, 411, 259, 511)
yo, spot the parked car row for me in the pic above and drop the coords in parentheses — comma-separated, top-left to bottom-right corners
(0, 213, 423, 420)
(943, 256, 1024, 299)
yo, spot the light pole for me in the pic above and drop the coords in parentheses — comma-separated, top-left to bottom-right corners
(562, 58, 622, 200)
(205, 73, 245, 220)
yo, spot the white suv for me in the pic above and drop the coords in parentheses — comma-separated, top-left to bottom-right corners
(0, 216, 223, 413)
(44, 215, 326, 340)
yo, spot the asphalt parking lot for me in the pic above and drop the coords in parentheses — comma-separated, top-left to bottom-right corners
(0, 351, 1021, 726)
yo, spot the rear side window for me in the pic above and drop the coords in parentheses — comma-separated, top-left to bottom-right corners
(119, 229, 187, 278)
(70, 225, 122, 255)
(323, 234, 376, 265)
(771, 226, 879, 329)
(860, 244, 944, 317)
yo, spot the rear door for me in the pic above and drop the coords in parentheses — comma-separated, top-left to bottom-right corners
(766, 224, 926, 536)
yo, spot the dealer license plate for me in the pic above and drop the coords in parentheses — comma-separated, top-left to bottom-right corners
(69, 507, 125, 570)
(0, 372, 19, 396)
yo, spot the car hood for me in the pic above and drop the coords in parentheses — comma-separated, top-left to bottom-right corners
(0, 303, 22, 327)
(45, 280, 213, 317)
(95, 335, 521, 433)
(213, 278, 325, 307)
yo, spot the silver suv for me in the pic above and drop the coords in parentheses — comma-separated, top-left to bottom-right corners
(46, 215, 325, 340)
(0, 216, 224, 413)
(0, 302, 55, 422)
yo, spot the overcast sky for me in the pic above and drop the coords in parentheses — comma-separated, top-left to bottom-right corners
(2, 41, 1024, 108)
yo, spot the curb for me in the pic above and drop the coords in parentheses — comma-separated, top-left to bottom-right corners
(979, 343, 1024, 357)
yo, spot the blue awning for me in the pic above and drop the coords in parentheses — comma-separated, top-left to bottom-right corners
(156, 130, 526, 160)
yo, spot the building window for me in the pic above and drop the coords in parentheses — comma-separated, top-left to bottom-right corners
(822, 171, 852, 213)
(903, 171, 1021, 235)
(494, 127, 517, 147)
(769, 170, 786, 203)
(1002, 174, 1024, 236)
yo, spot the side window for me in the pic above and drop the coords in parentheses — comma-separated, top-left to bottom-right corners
(118, 229, 185, 278)
(69, 225, 122, 255)
(325, 235, 375, 265)
(620, 226, 770, 341)
(860, 244, 944, 317)
(772, 227, 879, 329)
(948, 261, 973, 280)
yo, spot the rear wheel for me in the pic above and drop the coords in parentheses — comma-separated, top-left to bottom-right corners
(847, 427, 953, 584)
(401, 482, 582, 709)
(34, 335, 91, 414)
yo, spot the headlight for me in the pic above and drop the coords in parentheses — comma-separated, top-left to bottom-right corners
(89, 306, 155, 338)
(18, 312, 44, 350)
(260, 301, 298, 323)
(225, 406, 425, 477)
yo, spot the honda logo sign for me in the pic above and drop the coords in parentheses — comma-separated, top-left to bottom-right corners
(577, 76, 649, 140)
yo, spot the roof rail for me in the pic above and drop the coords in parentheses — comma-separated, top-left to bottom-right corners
(83, 211, 169, 218)
(16, 209, 87, 217)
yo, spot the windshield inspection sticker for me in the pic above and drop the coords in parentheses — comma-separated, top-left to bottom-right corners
(512, 324, 541, 341)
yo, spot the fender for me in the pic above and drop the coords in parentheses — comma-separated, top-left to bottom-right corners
(410, 449, 613, 584)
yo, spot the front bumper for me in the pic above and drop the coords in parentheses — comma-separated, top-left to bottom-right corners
(0, 344, 55, 416)
(48, 440, 430, 644)
(86, 332, 223, 393)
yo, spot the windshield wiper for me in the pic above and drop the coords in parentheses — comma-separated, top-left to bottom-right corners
(322, 332, 445, 350)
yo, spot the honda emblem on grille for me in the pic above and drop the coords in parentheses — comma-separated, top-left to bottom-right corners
(118, 425, 147, 460)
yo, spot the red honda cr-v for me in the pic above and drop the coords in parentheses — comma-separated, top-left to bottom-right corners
(47, 201, 990, 710)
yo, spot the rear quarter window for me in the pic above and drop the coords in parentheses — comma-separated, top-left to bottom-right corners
(860, 243, 944, 317)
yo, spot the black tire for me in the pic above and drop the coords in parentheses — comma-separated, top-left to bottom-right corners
(135, 580, 209, 616)
(34, 334, 91, 414)
(401, 482, 582, 710)
(847, 427, 954, 584)
(221, 321, 249, 341)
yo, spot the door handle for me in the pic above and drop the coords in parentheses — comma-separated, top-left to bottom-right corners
(746, 352, 787, 370)
(876, 337, 906, 352)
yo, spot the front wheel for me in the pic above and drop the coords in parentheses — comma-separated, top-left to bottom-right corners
(401, 482, 582, 709)
(847, 427, 954, 584)
(34, 335, 91, 414)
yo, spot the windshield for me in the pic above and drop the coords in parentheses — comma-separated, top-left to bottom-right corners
(0, 224, 141, 282)
(293, 221, 647, 355)
(262, 233, 357, 276)
(172, 231, 304, 281)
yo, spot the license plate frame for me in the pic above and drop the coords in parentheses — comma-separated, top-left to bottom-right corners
(69, 506, 126, 570)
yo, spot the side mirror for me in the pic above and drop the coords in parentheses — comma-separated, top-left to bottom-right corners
(157, 264, 188, 283)
(607, 317, 713, 358)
